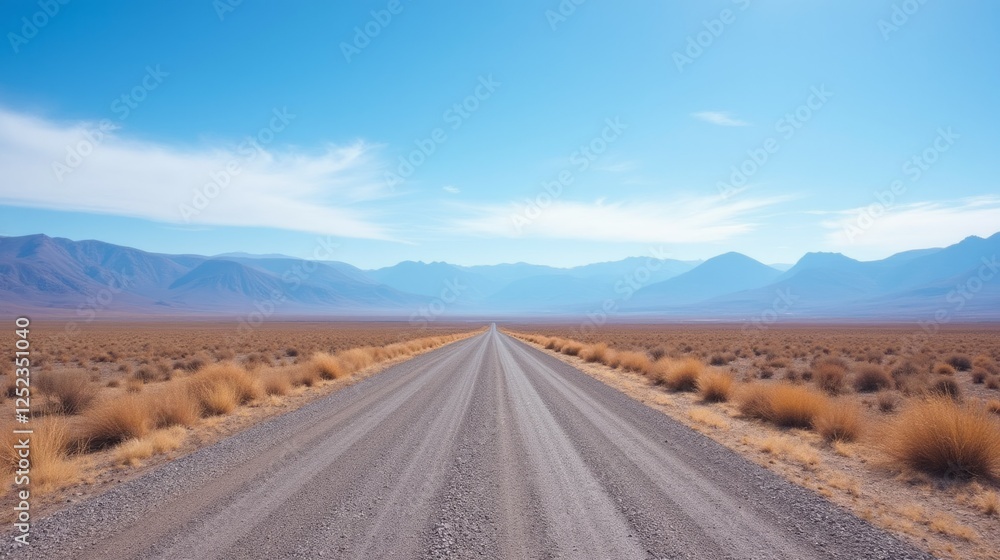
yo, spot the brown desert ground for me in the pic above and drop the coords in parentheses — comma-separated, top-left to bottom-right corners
(503, 322, 1000, 560)
(0, 320, 481, 519)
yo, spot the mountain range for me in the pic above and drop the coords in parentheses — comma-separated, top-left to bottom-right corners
(1, 233, 998, 321)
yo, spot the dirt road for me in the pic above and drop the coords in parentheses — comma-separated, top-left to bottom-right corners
(3, 326, 932, 559)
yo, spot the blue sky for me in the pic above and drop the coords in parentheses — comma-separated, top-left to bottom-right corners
(1, 0, 998, 268)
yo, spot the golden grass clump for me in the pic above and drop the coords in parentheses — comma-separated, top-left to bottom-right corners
(1, 417, 77, 492)
(988, 399, 1000, 416)
(559, 340, 584, 357)
(815, 399, 864, 442)
(929, 376, 962, 400)
(657, 358, 705, 392)
(150, 385, 200, 428)
(852, 364, 892, 393)
(336, 347, 376, 372)
(580, 343, 610, 363)
(36, 369, 99, 415)
(688, 407, 730, 429)
(768, 384, 829, 428)
(738, 383, 829, 429)
(813, 360, 847, 394)
(737, 384, 773, 421)
(79, 394, 152, 449)
(748, 434, 821, 469)
(617, 351, 652, 374)
(260, 369, 292, 395)
(309, 352, 346, 380)
(188, 363, 262, 415)
(293, 364, 321, 387)
(933, 362, 957, 376)
(698, 371, 733, 402)
(885, 398, 1000, 479)
(114, 427, 187, 466)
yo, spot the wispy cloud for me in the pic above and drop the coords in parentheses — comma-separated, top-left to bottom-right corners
(446, 194, 789, 243)
(593, 159, 638, 173)
(692, 111, 748, 127)
(442, 185, 460, 194)
(0, 107, 396, 240)
(821, 196, 1000, 252)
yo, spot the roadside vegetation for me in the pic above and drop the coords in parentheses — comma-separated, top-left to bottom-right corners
(508, 325, 1000, 560)
(0, 323, 477, 499)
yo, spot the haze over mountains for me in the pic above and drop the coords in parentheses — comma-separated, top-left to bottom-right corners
(1, 233, 999, 321)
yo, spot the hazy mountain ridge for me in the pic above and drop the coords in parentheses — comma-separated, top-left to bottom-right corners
(1, 233, 998, 320)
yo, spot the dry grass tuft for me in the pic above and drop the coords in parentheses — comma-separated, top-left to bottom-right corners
(747, 434, 821, 469)
(688, 407, 730, 430)
(737, 384, 773, 421)
(933, 362, 957, 376)
(1, 417, 77, 491)
(660, 358, 705, 392)
(928, 512, 977, 541)
(813, 359, 847, 394)
(973, 490, 999, 516)
(877, 391, 900, 413)
(37, 369, 99, 414)
(929, 376, 962, 401)
(291, 364, 321, 387)
(987, 399, 1000, 416)
(79, 395, 151, 449)
(737, 383, 829, 429)
(115, 427, 187, 466)
(853, 364, 892, 393)
(616, 351, 652, 374)
(580, 343, 610, 363)
(768, 384, 829, 428)
(188, 363, 262, 415)
(336, 347, 376, 372)
(885, 398, 1000, 479)
(151, 385, 200, 428)
(815, 399, 864, 442)
(310, 352, 346, 380)
(698, 371, 733, 402)
(559, 340, 584, 357)
(260, 368, 292, 396)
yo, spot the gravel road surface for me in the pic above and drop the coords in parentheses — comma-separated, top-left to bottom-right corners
(2, 325, 935, 559)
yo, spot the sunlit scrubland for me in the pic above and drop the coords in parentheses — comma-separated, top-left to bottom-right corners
(512, 330, 1000, 476)
(0, 330, 475, 494)
(511, 328, 1000, 558)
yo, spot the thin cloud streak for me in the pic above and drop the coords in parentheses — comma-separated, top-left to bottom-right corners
(821, 196, 1000, 252)
(0, 107, 397, 241)
(446, 195, 791, 244)
(692, 111, 749, 127)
